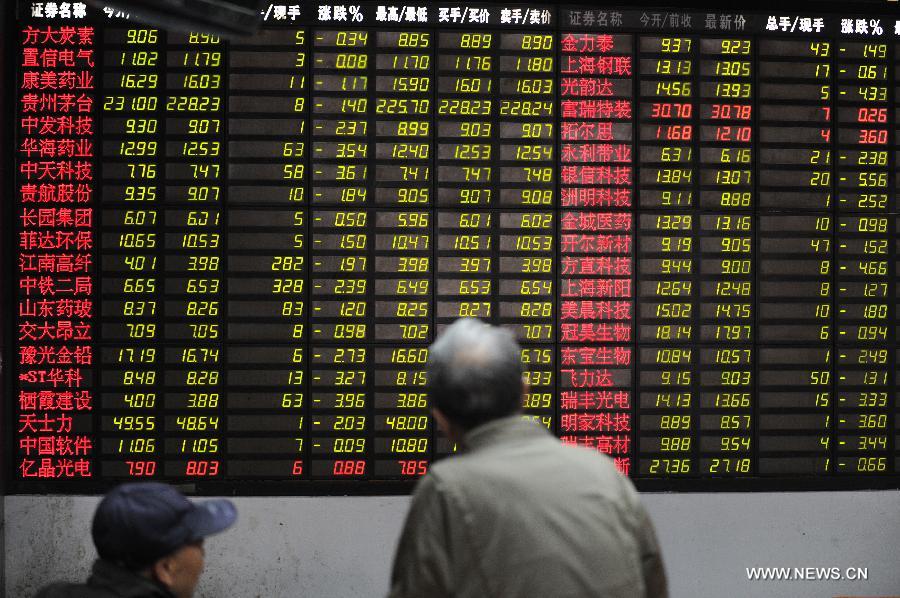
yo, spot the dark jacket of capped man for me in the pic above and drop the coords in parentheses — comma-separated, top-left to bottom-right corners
(388, 415, 668, 598)
(35, 559, 175, 598)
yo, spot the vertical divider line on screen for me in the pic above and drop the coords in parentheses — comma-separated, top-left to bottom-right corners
(365, 22, 375, 480)
(888, 38, 897, 475)
(491, 23, 500, 332)
(692, 31, 701, 478)
(689, 31, 701, 477)
(2, 5, 13, 492)
(220, 29, 230, 489)
(153, 23, 164, 482)
(751, 28, 759, 478)
(829, 30, 837, 476)
(429, 19, 438, 473)
(93, 17, 104, 482)
(302, 21, 313, 482)
(553, 7, 561, 447)
(310, 22, 321, 483)
(159, 27, 169, 482)
(630, 31, 640, 478)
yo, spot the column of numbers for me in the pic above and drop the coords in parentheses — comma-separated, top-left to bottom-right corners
(310, 30, 371, 478)
(497, 32, 556, 428)
(226, 28, 309, 478)
(836, 41, 893, 474)
(637, 35, 697, 476)
(99, 26, 162, 478)
(757, 38, 834, 475)
(435, 31, 497, 456)
(163, 32, 225, 478)
(698, 38, 754, 476)
(372, 30, 433, 478)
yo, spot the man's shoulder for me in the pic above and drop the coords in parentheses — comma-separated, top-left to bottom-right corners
(428, 433, 625, 492)
(437, 431, 620, 465)
(35, 582, 79, 598)
(35, 581, 114, 598)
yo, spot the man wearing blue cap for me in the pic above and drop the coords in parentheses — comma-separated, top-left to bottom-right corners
(36, 482, 237, 598)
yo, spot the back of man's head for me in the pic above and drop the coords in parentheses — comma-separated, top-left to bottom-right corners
(428, 318, 524, 431)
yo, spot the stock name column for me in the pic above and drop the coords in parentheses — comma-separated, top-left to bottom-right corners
(225, 16, 310, 479)
(17, 12, 97, 481)
(835, 21, 894, 475)
(163, 31, 225, 479)
(371, 16, 433, 479)
(99, 21, 161, 478)
(310, 12, 373, 480)
(757, 18, 834, 476)
(558, 9, 635, 474)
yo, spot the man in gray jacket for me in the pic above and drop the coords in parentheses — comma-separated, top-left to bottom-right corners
(388, 318, 667, 598)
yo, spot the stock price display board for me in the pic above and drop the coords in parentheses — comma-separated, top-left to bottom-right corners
(6, 1, 900, 493)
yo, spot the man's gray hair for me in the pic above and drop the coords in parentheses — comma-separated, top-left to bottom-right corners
(427, 318, 523, 430)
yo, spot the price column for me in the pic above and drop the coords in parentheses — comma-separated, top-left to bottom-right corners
(435, 31, 496, 320)
(372, 30, 433, 479)
(757, 38, 834, 475)
(558, 31, 634, 474)
(497, 32, 556, 429)
(697, 37, 754, 477)
(835, 40, 893, 475)
(636, 35, 697, 478)
(310, 30, 372, 479)
(435, 30, 497, 456)
(163, 32, 225, 479)
(99, 26, 162, 478)
(225, 27, 310, 479)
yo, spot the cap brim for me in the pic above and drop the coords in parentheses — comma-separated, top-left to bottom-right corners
(182, 499, 237, 540)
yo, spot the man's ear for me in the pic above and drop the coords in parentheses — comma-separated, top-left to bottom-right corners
(150, 555, 176, 589)
(433, 407, 464, 448)
(432, 407, 452, 439)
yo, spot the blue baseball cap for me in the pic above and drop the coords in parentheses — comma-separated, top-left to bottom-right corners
(92, 483, 237, 569)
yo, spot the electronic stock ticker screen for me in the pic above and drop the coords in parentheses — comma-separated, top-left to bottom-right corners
(6, 0, 900, 493)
